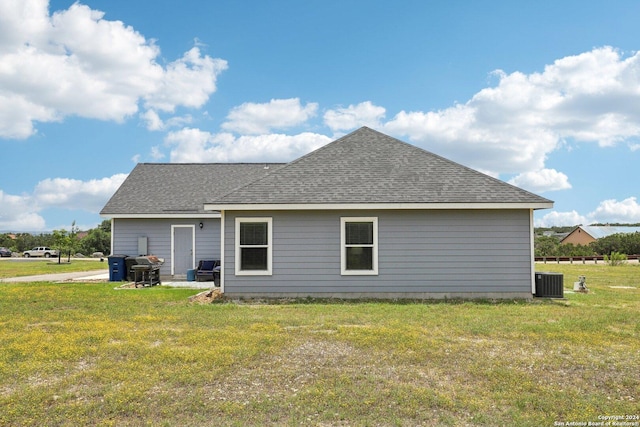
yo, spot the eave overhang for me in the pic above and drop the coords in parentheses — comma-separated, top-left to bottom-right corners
(203, 202, 554, 212)
(100, 212, 221, 219)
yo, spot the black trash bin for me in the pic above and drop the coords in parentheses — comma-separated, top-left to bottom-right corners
(108, 255, 128, 281)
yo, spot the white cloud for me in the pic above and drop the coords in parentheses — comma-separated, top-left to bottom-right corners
(141, 109, 164, 131)
(33, 174, 128, 213)
(323, 101, 386, 132)
(588, 197, 640, 224)
(221, 98, 318, 134)
(508, 169, 571, 193)
(0, 94, 58, 139)
(143, 47, 227, 113)
(165, 128, 331, 162)
(535, 210, 589, 228)
(384, 103, 559, 176)
(140, 109, 193, 131)
(0, 0, 226, 139)
(384, 47, 640, 181)
(0, 190, 46, 231)
(165, 115, 193, 129)
(535, 196, 640, 227)
(0, 173, 127, 231)
(150, 146, 165, 160)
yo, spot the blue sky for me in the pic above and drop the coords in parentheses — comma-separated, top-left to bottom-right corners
(2, 0, 640, 232)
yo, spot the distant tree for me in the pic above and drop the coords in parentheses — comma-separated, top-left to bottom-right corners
(535, 235, 560, 257)
(535, 235, 595, 257)
(591, 222, 640, 227)
(0, 234, 16, 251)
(68, 222, 80, 261)
(534, 225, 576, 236)
(79, 223, 111, 255)
(51, 229, 70, 264)
(98, 219, 111, 233)
(560, 243, 594, 257)
(591, 232, 640, 255)
(15, 233, 54, 252)
(10, 220, 111, 258)
(51, 221, 80, 263)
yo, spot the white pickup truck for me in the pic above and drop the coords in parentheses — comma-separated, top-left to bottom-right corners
(23, 247, 59, 258)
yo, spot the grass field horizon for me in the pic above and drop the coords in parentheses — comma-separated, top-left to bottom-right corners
(1, 263, 638, 426)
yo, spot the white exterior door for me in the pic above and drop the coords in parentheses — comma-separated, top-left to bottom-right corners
(172, 225, 195, 275)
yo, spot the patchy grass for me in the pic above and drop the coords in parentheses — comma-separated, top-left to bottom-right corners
(0, 259, 107, 279)
(0, 264, 638, 426)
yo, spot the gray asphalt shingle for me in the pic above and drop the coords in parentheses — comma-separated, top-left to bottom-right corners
(100, 163, 284, 215)
(211, 127, 552, 206)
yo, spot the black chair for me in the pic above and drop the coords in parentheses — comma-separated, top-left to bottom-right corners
(196, 260, 220, 283)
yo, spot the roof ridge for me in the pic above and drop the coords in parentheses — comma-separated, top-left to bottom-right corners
(205, 163, 286, 203)
(205, 127, 370, 203)
(198, 127, 554, 207)
(137, 162, 286, 166)
(211, 126, 552, 205)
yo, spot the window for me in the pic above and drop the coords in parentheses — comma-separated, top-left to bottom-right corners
(235, 218, 272, 275)
(341, 217, 378, 275)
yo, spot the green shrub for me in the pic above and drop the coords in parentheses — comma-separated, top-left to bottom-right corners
(604, 251, 627, 266)
(591, 231, 640, 255)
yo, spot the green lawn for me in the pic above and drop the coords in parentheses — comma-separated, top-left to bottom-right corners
(0, 259, 107, 279)
(0, 264, 638, 426)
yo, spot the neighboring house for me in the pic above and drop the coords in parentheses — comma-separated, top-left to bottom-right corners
(560, 225, 640, 246)
(102, 127, 553, 299)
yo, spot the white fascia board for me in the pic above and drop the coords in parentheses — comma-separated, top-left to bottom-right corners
(100, 212, 221, 219)
(203, 202, 553, 211)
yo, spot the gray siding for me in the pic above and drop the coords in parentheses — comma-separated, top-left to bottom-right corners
(223, 210, 533, 298)
(112, 218, 220, 276)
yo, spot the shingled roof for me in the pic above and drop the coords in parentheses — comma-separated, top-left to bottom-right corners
(101, 163, 284, 216)
(102, 127, 552, 217)
(206, 127, 553, 208)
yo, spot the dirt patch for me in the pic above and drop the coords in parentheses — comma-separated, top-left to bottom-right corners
(114, 282, 169, 289)
(188, 288, 224, 303)
(203, 339, 357, 403)
(114, 282, 139, 289)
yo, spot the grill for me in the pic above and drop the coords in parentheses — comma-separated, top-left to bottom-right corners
(131, 256, 164, 287)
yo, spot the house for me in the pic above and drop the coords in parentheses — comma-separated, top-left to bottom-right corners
(561, 225, 640, 246)
(101, 127, 553, 299)
(100, 163, 284, 276)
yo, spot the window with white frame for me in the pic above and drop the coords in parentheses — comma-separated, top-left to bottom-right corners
(235, 217, 272, 275)
(341, 217, 378, 275)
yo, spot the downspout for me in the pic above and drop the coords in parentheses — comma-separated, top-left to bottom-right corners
(530, 209, 536, 296)
(110, 218, 115, 255)
(220, 210, 225, 293)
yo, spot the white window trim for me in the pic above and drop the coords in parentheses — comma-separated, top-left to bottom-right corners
(235, 217, 273, 276)
(340, 217, 378, 276)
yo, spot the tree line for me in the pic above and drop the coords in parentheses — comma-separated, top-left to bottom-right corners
(0, 220, 111, 257)
(535, 230, 640, 257)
